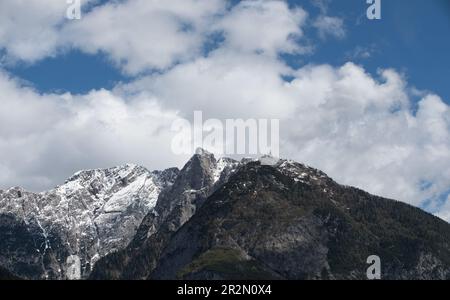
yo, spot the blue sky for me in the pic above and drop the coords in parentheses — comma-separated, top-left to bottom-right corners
(4, 0, 450, 104)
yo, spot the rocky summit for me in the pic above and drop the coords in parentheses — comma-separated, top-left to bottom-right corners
(1, 150, 450, 280)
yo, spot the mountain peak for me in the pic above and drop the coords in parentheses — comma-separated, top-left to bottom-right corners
(259, 154, 280, 166)
(88, 152, 450, 281)
(0, 163, 181, 280)
(3, 153, 450, 281)
(195, 147, 214, 157)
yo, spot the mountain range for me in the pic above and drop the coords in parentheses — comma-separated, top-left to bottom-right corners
(1, 149, 449, 280)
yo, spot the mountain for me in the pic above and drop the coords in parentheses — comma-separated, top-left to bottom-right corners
(90, 155, 450, 280)
(89, 150, 240, 279)
(0, 164, 179, 279)
(1, 150, 450, 280)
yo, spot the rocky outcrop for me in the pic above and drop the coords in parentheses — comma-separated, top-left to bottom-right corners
(91, 157, 450, 280)
(2, 151, 450, 280)
(90, 149, 239, 279)
(0, 164, 179, 279)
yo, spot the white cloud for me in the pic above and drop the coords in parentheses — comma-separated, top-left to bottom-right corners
(0, 0, 102, 64)
(283, 64, 450, 211)
(0, 71, 185, 191)
(120, 48, 296, 120)
(62, 0, 226, 74)
(61, 0, 308, 74)
(57, 59, 450, 225)
(0, 0, 225, 74)
(0, 0, 67, 62)
(0, 0, 308, 74)
(216, 0, 308, 55)
(121, 56, 450, 221)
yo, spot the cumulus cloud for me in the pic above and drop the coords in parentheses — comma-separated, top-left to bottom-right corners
(3, 53, 449, 220)
(122, 49, 450, 216)
(0, 71, 184, 191)
(0, 0, 225, 73)
(216, 0, 308, 55)
(283, 64, 450, 209)
(0, 0, 101, 64)
(66, 0, 309, 73)
(0, 0, 67, 63)
(62, 0, 226, 74)
(120, 48, 296, 119)
(0, 0, 308, 74)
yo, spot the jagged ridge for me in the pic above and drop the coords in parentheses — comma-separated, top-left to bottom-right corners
(90, 156, 450, 280)
(2, 150, 450, 280)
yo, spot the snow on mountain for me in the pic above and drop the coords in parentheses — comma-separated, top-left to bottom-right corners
(3, 150, 450, 280)
(212, 157, 240, 184)
(277, 159, 330, 184)
(0, 150, 243, 279)
(0, 164, 179, 279)
(0, 151, 324, 280)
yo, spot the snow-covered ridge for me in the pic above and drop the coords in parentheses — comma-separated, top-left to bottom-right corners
(0, 150, 324, 280)
(0, 163, 179, 279)
(0, 150, 242, 279)
(212, 157, 240, 183)
(277, 159, 330, 184)
(52, 164, 161, 213)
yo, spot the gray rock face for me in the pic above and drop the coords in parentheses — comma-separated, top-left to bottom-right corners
(2, 151, 450, 280)
(143, 150, 239, 238)
(91, 158, 450, 280)
(89, 150, 240, 279)
(0, 164, 179, 279)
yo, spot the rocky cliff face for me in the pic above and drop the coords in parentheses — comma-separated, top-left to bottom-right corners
(90, 156, 450, 280)
(90, 150, 240, 279)
(1, 151, 450, 280)
(0, 164, 179, 279)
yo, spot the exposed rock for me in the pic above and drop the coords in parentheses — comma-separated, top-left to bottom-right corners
(0, 164, 179, 279)
(91, 158, 450, 280)
(2, 152, 449, 280)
